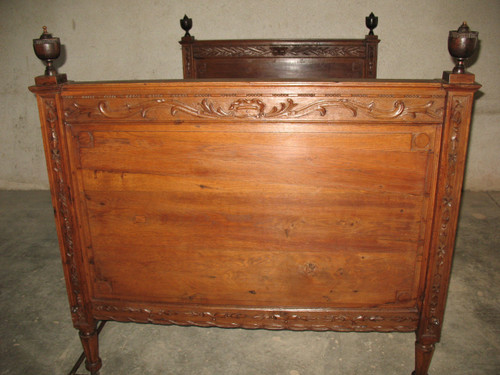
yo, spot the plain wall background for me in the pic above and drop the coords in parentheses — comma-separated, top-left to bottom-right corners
(1, 0, 498, 190)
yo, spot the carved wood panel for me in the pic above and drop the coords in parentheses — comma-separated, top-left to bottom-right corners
(62, 93, 445, 123)
(93, 303, 419, 332)
(180, 36, 379, 79)
(192, 45, 367, 58)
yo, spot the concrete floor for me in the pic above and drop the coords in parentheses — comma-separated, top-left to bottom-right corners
(0, 190, 499, 375)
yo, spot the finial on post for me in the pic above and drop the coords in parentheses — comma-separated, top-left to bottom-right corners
(365, 13, 378, 36)
(443, 22, 478, 84)
(33, 26, 61, 76)
(180, 15, 193, 40)
(448, 21, 478, 74)
(32, 26, 67, 85)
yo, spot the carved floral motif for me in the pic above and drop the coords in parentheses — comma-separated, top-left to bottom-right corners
(367, 44, 376, 77)
(182, 46, 193, 78)
(64, 97, 443, 122)
(43, 98, 85, 326)
(425, 97, 468, 337)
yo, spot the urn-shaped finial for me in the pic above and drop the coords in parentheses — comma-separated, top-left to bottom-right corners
(33, 26, 61, 76)
(365, 12, 378, 35)
(180, 15, 193, 38)
(448, 22, 478, 74)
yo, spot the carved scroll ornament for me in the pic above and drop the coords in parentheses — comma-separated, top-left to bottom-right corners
(64, 97, 444, 122)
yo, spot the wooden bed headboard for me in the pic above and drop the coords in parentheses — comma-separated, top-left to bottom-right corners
(179, 14, 380, 79)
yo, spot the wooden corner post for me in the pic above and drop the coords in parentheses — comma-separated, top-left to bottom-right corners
(414, 21, 481, 375)
(179, 15, 195, 78)
(30, 27, 102, 375)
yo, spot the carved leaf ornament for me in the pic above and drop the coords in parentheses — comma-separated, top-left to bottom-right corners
(66, 97, 443, 121)
(43, 99, 86, 326)
(192, 45, 366, 58)
(94, 304, 418, 332)
(425, 97, 467, 337)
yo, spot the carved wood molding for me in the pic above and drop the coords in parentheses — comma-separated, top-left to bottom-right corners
(64, 97, 444, 122)
(423, 96, 470, 339)
(192, 45, 366, 58)
(42, 98, 86, 326)
(182, 46, 193, 78)
(93, 304, 418, 332)
(367, 44, 376, 77)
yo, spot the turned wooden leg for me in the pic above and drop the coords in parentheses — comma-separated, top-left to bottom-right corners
(412, 341, 435, 375)
(79, 326, 102, 375)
